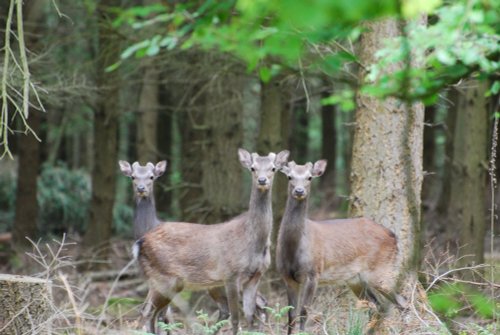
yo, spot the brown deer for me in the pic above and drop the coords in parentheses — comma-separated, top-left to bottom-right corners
(118, 160, 166, 240)
(132, 149, 289, 334)
(276, 160, 406, 334)
(119, 160, 230, 329)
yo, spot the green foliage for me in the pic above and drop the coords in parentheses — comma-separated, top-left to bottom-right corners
(428, 283, 498, 320)
(365, 0, 499, 102)
(37, 164, 91, 234)
(192, 310, 229, 335)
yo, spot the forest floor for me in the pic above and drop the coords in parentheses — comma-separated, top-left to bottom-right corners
(0, 225, 499, 334)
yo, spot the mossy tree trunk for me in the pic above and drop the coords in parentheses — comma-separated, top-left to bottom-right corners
(349, 18, 443, 333)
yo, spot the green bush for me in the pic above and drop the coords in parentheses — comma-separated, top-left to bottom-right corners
(37, 163, 91, 234)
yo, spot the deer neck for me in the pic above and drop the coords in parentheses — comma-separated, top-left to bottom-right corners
(246, 184, 273, 246)
(133, 195, 159, 240)
(279, 194, 309, 246)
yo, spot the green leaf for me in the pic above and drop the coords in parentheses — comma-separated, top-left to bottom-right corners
(259, 67, 272, 83)
(105, 61, 122, 73)
(120, 40, 150, 60)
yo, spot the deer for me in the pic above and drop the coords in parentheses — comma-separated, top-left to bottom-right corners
(119, 160, 230, 330)
(276, 160, 407, 334)
(129, 149, 290, 334)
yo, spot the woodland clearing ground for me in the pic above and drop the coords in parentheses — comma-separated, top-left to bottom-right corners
(0, 234, 498, 335)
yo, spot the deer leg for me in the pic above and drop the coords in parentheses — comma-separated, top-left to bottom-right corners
(285, 283, 298, 335)
(225, 281, 240, 335)
(298, 277, 317, 332)
(208, 287, 230, 322)
(143, 289, 171, 335)
(242, 272, 262, 329)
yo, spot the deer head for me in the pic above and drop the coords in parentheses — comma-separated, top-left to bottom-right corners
(119, 160, 167, 198)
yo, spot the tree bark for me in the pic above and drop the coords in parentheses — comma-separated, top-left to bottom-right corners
(436, 89, 458, 216)
(0, 274, 52, 334)
(447, 80, 488, 271)
(320, 89, 336, 202)
(257, 77, 290, 270)
(136, 58, 159, 164)
(80, 0, 121, 269)
(201, 59, 245, 223)
(12, 0, 48, 248)
(349, 18, 442, 333)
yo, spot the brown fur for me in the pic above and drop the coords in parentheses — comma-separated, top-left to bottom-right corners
(276, 160, 403, 334)
(135, 150, 290, 334)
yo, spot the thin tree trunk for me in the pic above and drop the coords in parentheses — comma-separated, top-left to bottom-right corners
(349, 18, 442, 333)
(257, 77, 290, 270)
(447, 80, 488, 271)
(436, 89, 458, 216)
(80, 0, 121, 269)
(12, 0, 48, 249)
(320, 90, 336, 204)
(136, 58, 159, 164)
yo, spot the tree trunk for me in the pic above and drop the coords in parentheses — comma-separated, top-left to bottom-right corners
(136, 58, 159, 164)
(320, 90, 336, 204)
(12, 0, 48, 249)
(447, 80, 488, 271)
(421, 105, 436, 205)
(257, 77, 290, 270)
(436, 89, 458, 216)
(80, 0, 120, 269)
(0, 274, 52, 334)
(349, 18, 442, 333)
(201, 59, 244, 223)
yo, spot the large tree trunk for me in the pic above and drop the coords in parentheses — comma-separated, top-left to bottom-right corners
(201, 58, 244, 224)
(12, 0, 48, 248)
(349, 18, 442, 333)
(80, 0, 121, 268)
(447, 80, 488, 271)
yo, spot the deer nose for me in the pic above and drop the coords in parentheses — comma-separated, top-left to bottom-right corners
(137, 185, 146, 193)
(258, 177, 267, 185)
(294, 188, 305, 196)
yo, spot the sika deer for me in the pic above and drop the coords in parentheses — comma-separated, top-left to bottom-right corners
(134, 149, 290, 334)
(118, 160, 166, 240)
(276, 160, 406, 334)
(119, 160, 230, 328)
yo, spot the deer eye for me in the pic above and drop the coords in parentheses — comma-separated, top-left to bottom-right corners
(150, 176, 154, 180)
(272, 167, 276, 172)
(288, 176, 292, 180)
(131, 176, 135, 180)
(308, 176, 312, 181)
(250, 167, 255, 172)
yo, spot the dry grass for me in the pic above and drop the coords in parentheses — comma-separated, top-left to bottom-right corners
(1, 234, 498, 335)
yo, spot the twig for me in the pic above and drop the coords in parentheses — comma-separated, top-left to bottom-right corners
(16, 0, 30, 119)
(0, 0, 15, 159)
(96, 257, 137, 330)
(425, 264, 491, 291)
(59, 272, 82, 335)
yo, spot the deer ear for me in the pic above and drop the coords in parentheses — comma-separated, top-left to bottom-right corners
(118, 160, 132, 177)
(312, 160, 327, 177)
(274, 150, 290, 169)
(238, 148, 252, 169)
(280, 164, 291, 176)
(154, 160, 167, 177)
